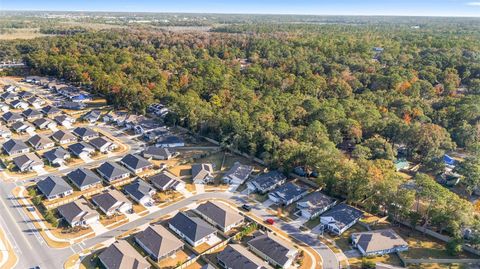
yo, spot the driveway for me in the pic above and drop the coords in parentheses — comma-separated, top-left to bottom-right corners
(32, 166, 48, 176)
(79, 153, 93, 163)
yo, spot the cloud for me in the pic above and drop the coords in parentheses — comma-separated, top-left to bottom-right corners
(467, 2, 480, 6)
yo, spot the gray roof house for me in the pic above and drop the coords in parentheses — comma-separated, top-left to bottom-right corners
(119, 154, 153, 174)
(135, 224, 184, 262)
(67, 168, 102, 191)
(82, 110, 102, 123)
(11, 121, 35, 133)
(297, 192, 337, 220)
(40, 105, 61, 117)
(195, 201, 244, 233)
(68, 142, 95, 157)
(54, 114, 75, 128)
(1, 92, 18, 101)
(57, 198, 99, 227)
(142, 146, 174, 160)
(97, 161, 131, 183)
(248, 232, 298, 269)
(27, 134, 55, 150)
(37, 175, 73, 200)
(149, 171, 185, 191)
(156, 135, 185, 148)
(43, 147, 71, 167)
(32, 118, 56, 130)
(217, 244, 272, 269)
(12, 152, 44, 172)
(51, 130, 77, 144)
(124, 179, 156, 206)
(320, 203, 364, 235)
(168, 211, 217, 247)
(27, 96, 45, 108)
(267, 182, 309, 206)
(191, 163, 214, 184)
(222, 162, 253, 185)
(2, 139, 30, 155)
(351, 229, 408, 256)
(72, 127, 99, 141)
(99, 240, 150, 269)
(247, 171, 287, 194)
(10, 100, 28, 110)
(89, 137, 117, 153)
(22, 108, 43, 120)
(91, 189, 132, 216)
(2, 111, 24, 124)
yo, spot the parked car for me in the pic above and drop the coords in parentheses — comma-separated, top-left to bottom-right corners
(242, 204, 252, 211)
(265, 218, 275, 225)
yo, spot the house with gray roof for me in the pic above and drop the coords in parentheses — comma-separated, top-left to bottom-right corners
(57, 198, 99, 227)
(97, 161, 130, 183)
(27, 134, 55, 150)
(268, 182, 309, 206)
(135, 224, 184, 262)
(2, 139, 30, 156)
(32, 118, 56, 130)
(142, 146, 175, 160)
(12, 152, 44, 172)
(2, 111, 24, 124)
(72, 127, 99, 141)
(67, 168, 102, 191)
(149, 171, 185, 191)
(11, 121, 35, 133)
(43, 147, 70, 167)
(222, 162, 253, 185)
(10, 100, 28, 110)
(248, 232, 298, 269)
(27, 96, 45, 108)
(124, 179, 156, 206)
(320, 203, 364, 235)
(99, 240, 150, 269)
(40, 105, 61, 117)
(192, 163, 214, 184)
(51, 130, 77, 144)
(156, 135, 185, 148)
(82, 110, 102, 123)
(217, 244, 272, 269)
(168, 211, 217, 247)
(91, 189, 132, 216)
(195, 201, 244, 233)
(37, 175, 73, 200)
(247, 171, 287, 194)
(1, 92, 18, 101)
(351, 229, 408, 256)
(17, 90, 34, 99)
(22, 108, 43, 121)
(68, 142, 95, 157)
(297, 192, 336, 220)
(54, 114, 75, 128)
(119, 154, 153, 174)
(89, 137, 117, 153)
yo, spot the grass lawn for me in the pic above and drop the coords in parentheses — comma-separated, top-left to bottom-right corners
(326, 224, 368, 251)
(304, 217, 320, 230)
(349, 254, 403, 269)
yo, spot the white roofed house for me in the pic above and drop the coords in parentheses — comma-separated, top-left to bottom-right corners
(191, 163, 215, 184)
(296, 192, 337, 220)
(222, 162, 253, 185)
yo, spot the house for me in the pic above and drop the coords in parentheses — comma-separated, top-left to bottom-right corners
(12, 152, 44, 172)
(0, 126, 12, 139)
(82, 110, 102, 123)
(91, 189, 132, 216)
(27, 134, 55, 150)
(143, 127, 169, 142)
(51, 130, 77, 145)
(195, 201, 244, 233)
(89, 137, 117, 153)
(27, 96, 45, 108)
(98, 240, 150, 269)
(103, 111, 128, 125)
(40, 105, 62, 117)
(10, 100, 28, 110)
(149, 171, 185, 191)
(135, 224, 185, 262)
(67, 168, 102, 191)
(69, 93, 91, 103)
(57, 198, 99, 227)
(192, 163, 214, 184)
(222, 162, 253, 185)
(43, 147, 71, 167)
(148, 103, 169, 116)
(22, 108, 43, 121)
(72, 127, 99, 141)
(351, 229, 408, 256)
(320, 203, 364, 235)
(97, 161, 131, 183)
(16, 91, 33, 99)
(124, 179, 156, 206)
(68, 142, 95, 157)
(2, 139, 30, 155)
(133, 118, 163, 134)
(2, 85, 17, 93)
(217, 244, 272, 269)
(296, 192, 337, 220)
(268, 182, 309, 206)
(142, 146, 175, 160)
(248, 232, 298, 269)
(119, 154, 153, 174)
(36, 175, 73, 200)
(61, 101, 85, 110)
(168, 211, 217, 247)
(11, 121, 35, 133)
(156, 135, 185, 148)
(32, 118, 57, 130)
(1, 92, 18, 101)
(2, 112, 24, 124)
(0, 103, 9, 113)
(54, 114, 75, 128)
(247, 171, 287, 194)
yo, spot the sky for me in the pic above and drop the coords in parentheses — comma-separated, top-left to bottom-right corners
(1, 0, 480, 17)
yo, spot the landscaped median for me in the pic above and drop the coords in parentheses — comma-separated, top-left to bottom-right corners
(0, 225, 18, 269)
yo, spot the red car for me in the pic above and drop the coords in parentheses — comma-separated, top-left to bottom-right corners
(265, 218, 275, 225)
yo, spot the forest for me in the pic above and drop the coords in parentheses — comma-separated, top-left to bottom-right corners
(1, 18, 479, 242)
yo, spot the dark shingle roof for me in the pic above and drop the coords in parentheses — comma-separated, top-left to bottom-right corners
(12, 153, 42, 169)
(43, 147, 70, 162)
(67, 168, 102, 189)
(217, 244, 271, 269)
(92, 189, 131, 213)
(2, 111, 23, 121)
(72, 127, 98, 138)
(142, 146, 172, 159)
(27, 134, 53, 148)
(269, 182, 308, 202)
(196, 201, 243, 230)
(22, 108, 42, 118)
(37, 175, 72, 197)
(2, 139, 29, 153)
(40, 105, 61, 115)
(250, 171, 286, 190)
(149, 171, 181, 190)
(351, 229, 408, 254)
(321, 203, 364, 230)
(120, 154, 152, 170)
(98, 240, 150, 269)
(124, 179, 155, 201)
(51, 130, 76, 142)
(97, 161, 130, 180)
(68, 142, 94, 155)
(88, 137, 113, 149)
(169, 211, 216, 243)
(135, 225, 184, 260)
(248, 233, 297, 267)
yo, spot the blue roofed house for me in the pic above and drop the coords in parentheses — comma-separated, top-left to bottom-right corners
(247, 171, 287, 194)
(320, 203, 364, 235)
(96, 161, 131, 183)
(37, 175, 73, 200)
(444, 154, 456, 167)
(268, 182, 309, 206)
(124, 179, 156, 206)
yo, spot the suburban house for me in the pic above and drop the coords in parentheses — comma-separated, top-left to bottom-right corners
(2, 111, 24, 124)
(148, 103, 169, 116)
(217, 244, 272, 269)
(142, 146, 175, 160)
(2, 139, 30, 155)
(12, 152, 44, 172)
(67, 168, 102, 191)
(195, 201, 244, 233)
(0, 103, 9, 113)
(98, 240, 150, 269)
(36, 175, 73, 200)
(296, 192, 337, 220)
(57, 198, 99, 227)
(54, 114, 75, 128)
(1, 92, 18, 101)
(40, 105, 62, 117)
(119, 154, 153, 174)
(17, 90, 34, 99)
(268, 182, 309, 206)
(247, 171, 287, 194)
(97, 161, 131, 183)
(248, 232, 299, 269)
(149, 171, 185, 191)
(22, 108, 43, 121)
(61, 101, 85, 110)
(88, 137, 117, 153)
(351, 229, 408, 256)
(222, 162, 253, 185)
(27, 134, 55, 150)
(10, 100, 28, 110)
(156, 135, 185, 148)
(134, 224, 185, 262)
(132, 117, 163, 134)
(43, 147, 71, 167)
(68, 142, 95, 157)
(91, 189, 133, 216)
(191, 163, 215, 184)
(11, 121, 35, 133)
(0, 126, 12, 139)
(103, 111, 128, 125)
(2, 85, 17, 93)
(72, 127, 99, 141)
(320, 203, 364, 235)
(143, 127, 168, 142)
(32, 118, 57, 130)
(82, 110, 102, 123)
(168, 211, 217, 247)
(27, 96, 45, 108)
(124, 179, 156, 206)
(51, 130, 77, 144)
